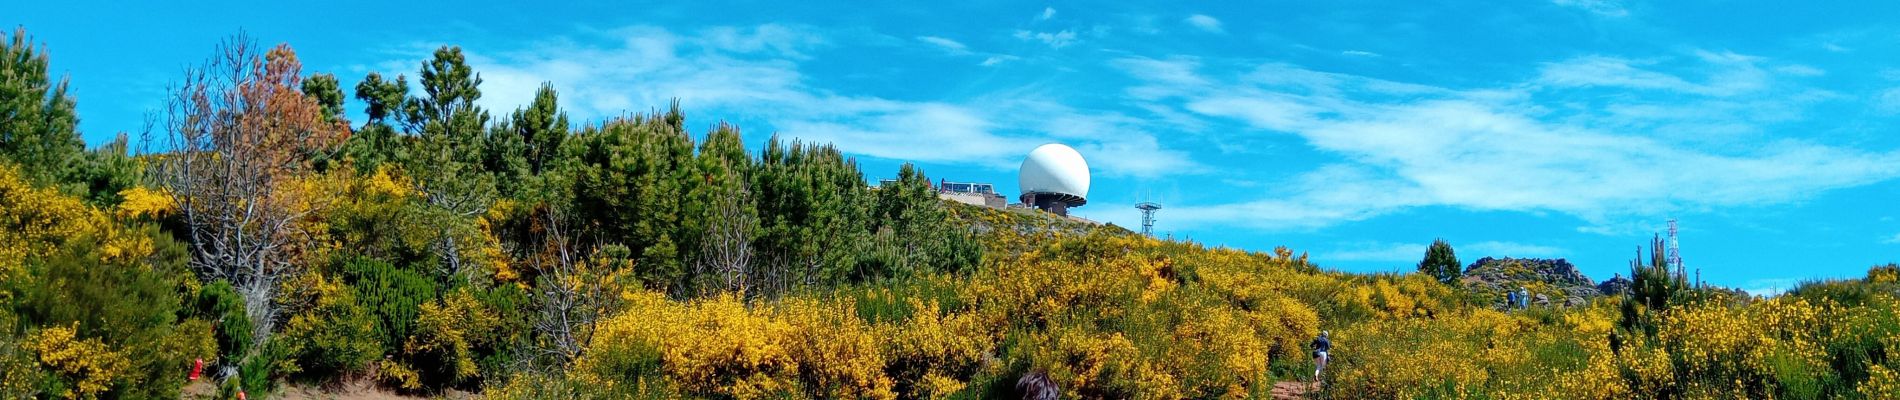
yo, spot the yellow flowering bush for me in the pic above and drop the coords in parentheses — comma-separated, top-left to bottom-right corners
(0, 165, 96, 276)
(536, 212, 1900, 399)
(1862, 364, 1900, 398)
(22, 325, 131, 399)
(578, 292, 897, 399)
(113, 186, 175, 219)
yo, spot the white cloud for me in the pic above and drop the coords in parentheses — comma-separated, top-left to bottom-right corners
(1039, 7, 1056, 21)
(916, 36, 969, 54)
(778, 103, 1035, 167)
(1536, 55, 1767, 97)
(1465, 241, 1567, 258)
(919, 35, 1019, 67)
(1110, 56, 1207, 88)
(1324, 241, 1428, 263)
(1883, 233, 1900, 244)
(1115, 52, 1900, 231)
(1014, 29, 1078, 49)
(1552, 0, 1629, 17)
(1877, 88, 1900, 115)
(1342, 50, 1380, 57)
(698, 24, 827, 59)
(1166, 164, 1426, 229)
(1775, 64, 1825, 77)
(1185, 14, 1224, 33)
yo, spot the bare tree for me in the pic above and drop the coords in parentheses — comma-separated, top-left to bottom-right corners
(697, 183, 756, 295)
(150, 34, 347, 360)
(528, 205, 612, 365)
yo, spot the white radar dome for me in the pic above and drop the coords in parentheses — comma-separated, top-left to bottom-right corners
(1018, 143, 1090, 201)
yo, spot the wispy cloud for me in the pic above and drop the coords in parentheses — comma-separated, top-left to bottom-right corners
(1184, 14, 1223, 33)
(698, 24, 828, 59)
(1883, 233, 1900, 244)
(1551, 0, 1629, 17)
(917, 35, 1019, 67)
(1342, 50, 1380, 57)
(1014, 29, 1078, 49)
(1111, 56, 1207, 88)
(1775, 64, 1825, 77)
(916, 36, 969, 54)
(1466, 241, 1568, 258)
(1115, 53, 1900, 231)
(1536, 53, 1769, 97)
(1324, 241, 1428, 263)
(1877, 87, 1900, 115)
(1038, 7, 1056, 21)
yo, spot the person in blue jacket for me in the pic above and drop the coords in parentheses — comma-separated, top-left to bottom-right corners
(1311, 331, 1332, 381)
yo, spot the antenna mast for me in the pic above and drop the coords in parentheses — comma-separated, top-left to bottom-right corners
(1136, 202, 1162, 237)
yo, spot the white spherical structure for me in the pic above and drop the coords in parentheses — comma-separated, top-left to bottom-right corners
(1018, 143, 1089, 214)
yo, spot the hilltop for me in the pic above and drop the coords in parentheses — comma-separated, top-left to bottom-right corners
(1460, 257, 1602, 307)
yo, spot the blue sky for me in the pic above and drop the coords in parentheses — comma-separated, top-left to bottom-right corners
(12, 1, 1900, 294)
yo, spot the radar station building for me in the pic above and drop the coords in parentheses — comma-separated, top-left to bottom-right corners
(937, 180, 1006, 208)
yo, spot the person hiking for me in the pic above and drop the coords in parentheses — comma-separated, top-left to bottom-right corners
(1311, 331, 1332, 381)
(1506, 290, 1518, 311)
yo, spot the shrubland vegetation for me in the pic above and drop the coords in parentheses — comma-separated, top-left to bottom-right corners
(4, 27, 1899, 399)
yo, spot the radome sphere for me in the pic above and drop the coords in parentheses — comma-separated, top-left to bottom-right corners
(1018, 143, 1090, 202)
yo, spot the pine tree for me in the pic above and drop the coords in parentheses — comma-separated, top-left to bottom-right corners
(516, 83, 568, 176)
(688, 123, 756, 295)
(342, 72, 410, 171)
(1417, 238, 1461, 284)
(403, 46, 496, 283)
(864, 163, 976, 280)
(0, 27, 84, 189)
(569, 107, 695, 292)
(301, 73, 346, 122)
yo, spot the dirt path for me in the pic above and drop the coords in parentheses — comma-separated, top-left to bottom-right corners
(1271, 380, 1315, 399)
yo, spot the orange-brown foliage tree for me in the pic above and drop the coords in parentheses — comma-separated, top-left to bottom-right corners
(150, 34, 348, 367)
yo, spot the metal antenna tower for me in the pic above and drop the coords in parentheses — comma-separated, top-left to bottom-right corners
(1667, 219, 1683, 281)
(1136, 202, 1162, 237)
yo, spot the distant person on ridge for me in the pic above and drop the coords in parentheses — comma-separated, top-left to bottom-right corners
(1311, 331, 1332, 381)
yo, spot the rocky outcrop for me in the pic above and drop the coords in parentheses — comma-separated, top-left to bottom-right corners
(1597, 274, 1633, 296)
(1463, 257, 1592, 286)
(1460, 257, 1601, 308)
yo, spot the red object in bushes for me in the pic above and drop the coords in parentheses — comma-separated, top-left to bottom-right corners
(189, 358, 203, 380)
(238, 391, 247, 400)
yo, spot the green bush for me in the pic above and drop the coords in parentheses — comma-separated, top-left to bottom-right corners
(279, 273, 382, 382)
(6, 226, 213, 398)
(196, 280, 253, 364)
(471, 283, 532, 383)
(339, 257, 437, 356)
